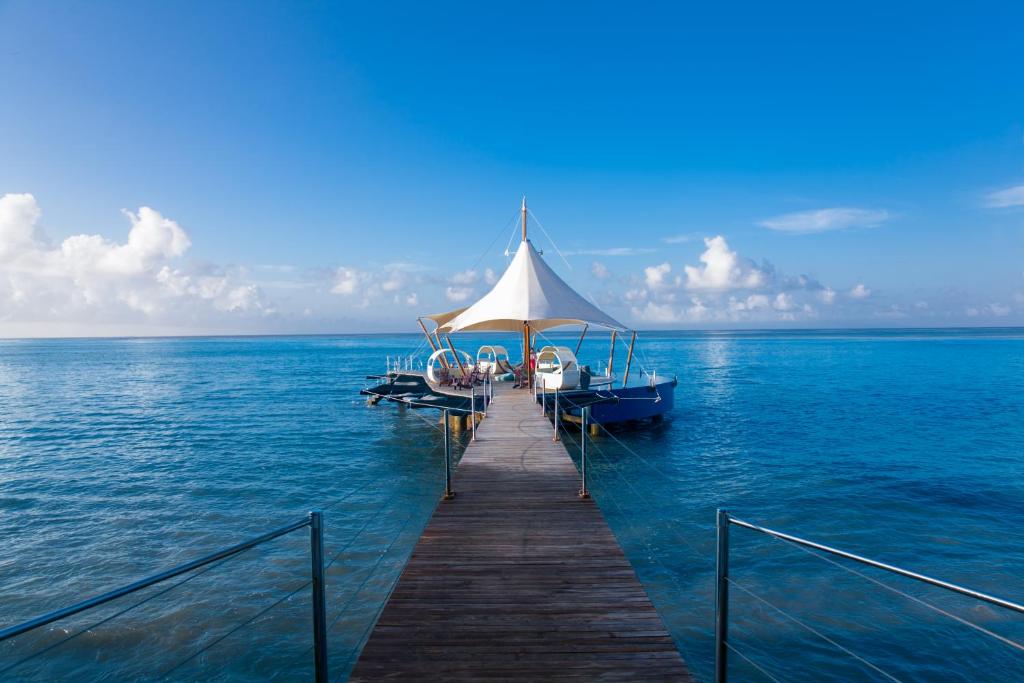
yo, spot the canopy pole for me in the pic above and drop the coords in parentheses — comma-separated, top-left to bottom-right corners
(622, 331, 637, 388)
(433, 331, 450, 369)
(521, 196, 528, 241)
(445, 336, 468, 377)
(417, 318, 440, 355)
(607, 330, 617, 380)
(574, 324, 589, 356)
(522, 322, 531, 390)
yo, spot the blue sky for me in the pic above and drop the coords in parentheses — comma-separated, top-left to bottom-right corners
(1, 1, 1022, 335)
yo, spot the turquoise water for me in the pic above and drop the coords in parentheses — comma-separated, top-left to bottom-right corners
(1, 330, 1022, 681)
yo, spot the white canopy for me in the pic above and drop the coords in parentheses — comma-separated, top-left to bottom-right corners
(438, 240, 626, 333)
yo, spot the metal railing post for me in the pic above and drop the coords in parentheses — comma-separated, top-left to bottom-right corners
(443, 409, 455, 500)
(309, 510, 328, 683)
(541, 384, 547, 415)
(715, 509, 730, 683)
(471, 384, 477, 442)
(552, 387, 560, 442)
(579, 406, 590, 499)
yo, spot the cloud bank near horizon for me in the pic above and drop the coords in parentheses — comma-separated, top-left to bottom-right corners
(0, 193, 1020, 336)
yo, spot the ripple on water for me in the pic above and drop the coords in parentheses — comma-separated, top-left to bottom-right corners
(1, 331, 1023, 681)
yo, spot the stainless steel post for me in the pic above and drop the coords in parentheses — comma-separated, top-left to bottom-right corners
(579, 406, 590, 499)
(541, 384, 547, 415)
(471, 384, 477, 442)
(552, 387, 560, 442)
(309, 510, 328, 683)
(715, 509, 730, 683)
(443, 409, 454, 500)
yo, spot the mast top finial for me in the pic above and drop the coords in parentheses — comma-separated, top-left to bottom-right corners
(521, 196, 528, 242)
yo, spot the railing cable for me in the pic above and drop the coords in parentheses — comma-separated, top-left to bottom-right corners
(724, 641, 784, 683)
(159, 577, 313, 679)
(0, 554, 237, 676)
(335, 511, 432, 680)
(325, 509, 421, 638)
(767, 532, 1024, 654)
(726, 576, 903, 683)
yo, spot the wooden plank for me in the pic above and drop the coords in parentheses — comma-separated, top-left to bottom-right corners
(351, 385, 692, 681)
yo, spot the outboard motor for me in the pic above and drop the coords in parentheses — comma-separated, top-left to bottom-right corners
(579, 365, 592, 390)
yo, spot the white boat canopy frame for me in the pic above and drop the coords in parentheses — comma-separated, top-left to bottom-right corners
(437, 239, 626, 334)
(426, 348, 473, 384)
(476, 345, 512, 376)
(536, 345, 581, 390)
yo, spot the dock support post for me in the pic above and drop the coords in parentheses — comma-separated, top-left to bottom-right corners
(552, 388, 560, 442)
(443, 409, 455, 500)
(541, 385, 546, 415)
(715, 508, 730, 683)
(578, 407, 590, 499)
(471, 385, 477, 442)
(309, 510, 328, 683)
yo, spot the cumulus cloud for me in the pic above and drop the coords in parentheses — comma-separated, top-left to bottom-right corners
(644, 262, 673, 290)
(329, 263, 426, 308)
(820, 287, 836, 304)
(0, 193, 272, 328)
(445, 286, 474, 302)
(773, 292, 794, 311)
(331, 267, 362, 295)
(983, 184, 1024, 208)
(449, 269, 478, 285)
(759, 208, 890, 234)
(483, 267, 498, 285)
(683, 236, 766, 290)
(849, 283, 871, 299)
(591, 261, 611, 280)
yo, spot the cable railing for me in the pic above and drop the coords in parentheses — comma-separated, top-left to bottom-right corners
(1, 512, 330, 683)
(715, 509, 1024, 682)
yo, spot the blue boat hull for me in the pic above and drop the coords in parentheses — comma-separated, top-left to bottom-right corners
(557, 378, 675, 424)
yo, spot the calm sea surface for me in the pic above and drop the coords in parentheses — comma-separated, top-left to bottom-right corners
(1, 330, 1022, 681)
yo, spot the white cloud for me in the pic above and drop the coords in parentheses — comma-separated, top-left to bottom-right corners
(661, 233, 700, 244)
(565, 247, 656, 256)
(633, 297, 708, 323)
(591, 261, 611, 280)
(850, 283, 871, 299)
(331, 267, 362, 295)
(983, 184, 1024, 208)
(773, 292, 794, 311)
(644, 262, 672, 290)
(0, 193, 272, 328)
(445, 286, 474, 302)
(450, 269, 478, 285)
(759, 208, 890, 234)
(990, 303, 1011, 316)
(683, 236, 766, 290)
(820, 287, 836, 304)
(483, 267, 498, 285)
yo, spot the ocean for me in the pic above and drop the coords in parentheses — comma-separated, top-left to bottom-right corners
(1, 329, 1022, 681)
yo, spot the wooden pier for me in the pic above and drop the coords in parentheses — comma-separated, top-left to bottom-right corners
(351, 386, 692, 681)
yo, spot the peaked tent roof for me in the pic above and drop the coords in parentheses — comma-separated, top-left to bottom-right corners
(438, 240, 627, 333)
(422, 307, 467, 328)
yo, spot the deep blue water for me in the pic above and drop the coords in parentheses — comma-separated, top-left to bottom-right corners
(1, 330, 1022, 681)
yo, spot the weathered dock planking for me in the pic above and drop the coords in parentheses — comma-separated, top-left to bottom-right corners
(351, 385, 692, 681)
